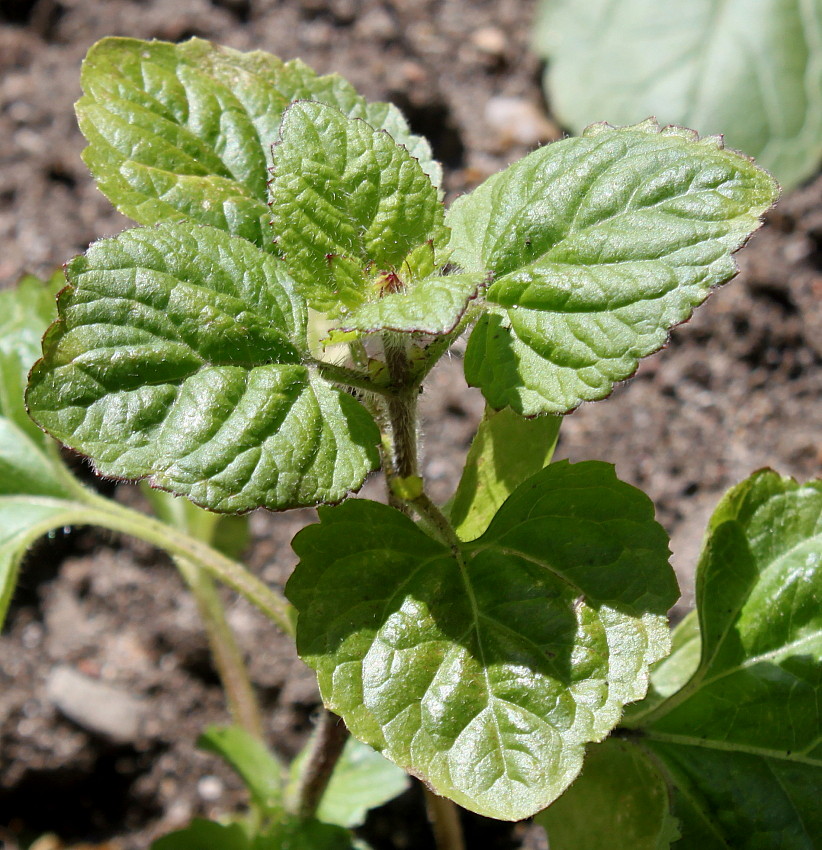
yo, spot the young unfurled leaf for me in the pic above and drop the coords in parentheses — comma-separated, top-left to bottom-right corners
(535, 738, 680, 850)
(619, 470, 822, 847)
(26, 223, 380, 513)
(333, 272, 484, 336)
(271, 101, 449, 314)
(287, 461, 677, 820)
(535, 0, 822, 190)
(448, 406, 561, 541)
(448, 120, 778, 415)
(77, 37, 440, 250)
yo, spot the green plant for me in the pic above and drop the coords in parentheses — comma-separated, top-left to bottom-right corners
(533, 0, 822, 191)
(2, 35, 819, 848)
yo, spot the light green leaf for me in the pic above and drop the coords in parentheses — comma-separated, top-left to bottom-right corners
(0, 271, 63, 443)
(534, 0, 822, 190)
(78, 37, 440, 250)
(626, 470, 822, 847)
(448, 120, 778, 415)
(535, 737, 680, 850)
(448, 406, 560, 541)
(26, 223, 380, 513)
(287, 460, 677, 820)
(0, 496, 83, 630)
(198, 725, 284, 816)
(333, 272, 484, 336)
(270, 101, 448, 313)
(289, 736, 410, 828)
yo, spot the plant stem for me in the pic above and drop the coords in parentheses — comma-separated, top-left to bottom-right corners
(34, 494, 296, 637)
(174, 556, 264, 739)
(294, 709, 350, 820)
(424, 786, 466, 850)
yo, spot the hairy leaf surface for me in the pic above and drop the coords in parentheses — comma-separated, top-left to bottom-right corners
(78, 37, 440, 249)
(26, 223, 380, 512)
(271, 102, 448, 313)
(334, 272, 483, 336)
(287, 460, 677, 820)
(448, 406, 560, 541)
(535, 0, 822, 190)
(449, 120, 778, 415)
(623, 471, 822, 847)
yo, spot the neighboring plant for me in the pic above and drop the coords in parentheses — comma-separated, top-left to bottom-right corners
(534, 0, 822, 190)
(0, 34, 818, 848)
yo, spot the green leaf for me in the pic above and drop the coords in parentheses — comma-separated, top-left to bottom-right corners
(289, 736, 410, 829)
(626, 470, 822, 847)
(534, 0, 822, 191)
(198, 725, 284, 816)
(26, 223, 380, 513)
(0, 271, 63, 443)
(287, 460, 677, 820)
(448, 120, 778, 415)
(152, 819, 252, 850)
(270, 101, 448, 313)
(332, 272, 484, 336)
(535, 737, 680, 850)
(78, 37, 439, 250)
(448, 406, 560, 541)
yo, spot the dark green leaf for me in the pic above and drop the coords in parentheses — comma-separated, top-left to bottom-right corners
(270, 102, 448, 313)
(448, 406, 560, 541)
(78, 37, 439, 250)
(198, 725, 284, 816)
(287, 460, 677, 820)
(535, 737, 680, 849)
(449, 120, 778, 415)
(152, 819, 252, 850)
(534, 0, 822, 190)
(26, 223, 380, 512)
(625, 470, 822, 848)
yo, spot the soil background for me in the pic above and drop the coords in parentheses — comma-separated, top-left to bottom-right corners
(0, 1, 820, 848)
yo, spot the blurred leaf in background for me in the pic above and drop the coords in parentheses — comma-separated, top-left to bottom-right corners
(534, 0, 822, 190)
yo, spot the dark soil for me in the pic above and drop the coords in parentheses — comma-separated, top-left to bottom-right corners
(0, 1, 819, 848)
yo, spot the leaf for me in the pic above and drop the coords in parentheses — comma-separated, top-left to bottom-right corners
(198, 725, 284, 816)
(534, 0, 822, 190)
(26, 223, 380, 513)
(535, 737, 680, 850)
(625, 470, 822, 847)
(289, 736, 410, 829)
(448, 120, 778, 415)
(270, 101, 448, 313)
(78, 37, 439, 250)
(287, 460, 677, 820)
(152, 819, 252, 850)
(333, 272, 484, 336)
(448, 406, 561, 541)
(0, 271, 63, 443)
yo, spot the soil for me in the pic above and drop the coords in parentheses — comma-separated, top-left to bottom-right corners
(0, 1, 820, 848)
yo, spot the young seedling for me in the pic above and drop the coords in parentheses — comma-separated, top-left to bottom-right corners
(2, 35, 819, 848)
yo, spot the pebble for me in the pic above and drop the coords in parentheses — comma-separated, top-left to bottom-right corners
(471, 26, 507, 57)
(484, 97, 560, 150)
(46, 666, 147, 744)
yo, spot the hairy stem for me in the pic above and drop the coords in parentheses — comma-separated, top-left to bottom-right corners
(294, 709, 350, 820)
(174, 556, 264, 739)
(424, 787, 467, 850)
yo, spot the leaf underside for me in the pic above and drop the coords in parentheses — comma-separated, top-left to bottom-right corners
(26, 223, 380, 513)
(592, 471, 822, 849)
(448, 119, 778, 415)
(535, 0, 822, 190)
(287, 460, 677, 820)
(77, 37, 440, 250)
